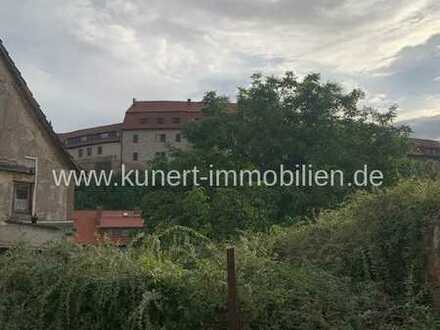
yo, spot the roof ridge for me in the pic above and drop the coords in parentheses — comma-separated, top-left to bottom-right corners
(58, 122, 122, 136)
(0, 39, 77, 169)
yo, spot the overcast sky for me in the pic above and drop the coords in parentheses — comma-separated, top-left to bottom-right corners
(0, 0, 439, 138)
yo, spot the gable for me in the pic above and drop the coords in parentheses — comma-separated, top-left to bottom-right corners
(0, 39, 75, 169)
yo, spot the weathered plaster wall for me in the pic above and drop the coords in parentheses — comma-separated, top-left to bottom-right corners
(121, 129, 191, 168)
(0, 53, 74, 223)
(67, 141, 121, 170)
(0, 222, 64, 248)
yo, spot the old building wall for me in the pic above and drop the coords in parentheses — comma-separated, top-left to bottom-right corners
(0, 222, 65, 248)
(0, 53, 74, 222)
(66, 142, 121, 170)
(121, 129, 191, 168)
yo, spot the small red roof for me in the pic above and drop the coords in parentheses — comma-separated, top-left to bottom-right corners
(98, 210, 144, 228)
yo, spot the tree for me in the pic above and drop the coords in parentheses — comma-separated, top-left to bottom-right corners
(142, 72, 411, 238)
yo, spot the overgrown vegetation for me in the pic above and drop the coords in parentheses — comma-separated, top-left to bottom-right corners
(77, 72, 413, 239)
(39, 73, 440, 328)
(2, 180, 440, 329)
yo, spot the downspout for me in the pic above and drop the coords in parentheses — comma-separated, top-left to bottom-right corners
(25, 156, 38, 222)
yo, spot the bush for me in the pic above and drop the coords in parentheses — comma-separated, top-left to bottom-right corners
(2, 179, 440, 329)
(277, 179, 440, 299)
(0, 233, 360, 329)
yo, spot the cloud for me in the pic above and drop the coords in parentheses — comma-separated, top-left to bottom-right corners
(0, 0, 439, 132)
(399, 115, 440, 140)
(362, 34, 440, 119)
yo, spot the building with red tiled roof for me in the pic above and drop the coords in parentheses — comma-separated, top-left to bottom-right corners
(58, 98, 235, 170)
(409, 138, 440, 161)
(74, 209, 144, 246)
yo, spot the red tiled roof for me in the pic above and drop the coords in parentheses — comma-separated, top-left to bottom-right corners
(98, 210, 144, 228)
(73, 210, 144, 245)
(122, 100, 237, 130)
(126, 100, 206, 113)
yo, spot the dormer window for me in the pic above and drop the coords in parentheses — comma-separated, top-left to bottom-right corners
(140, 118, 148, 124)
(157, 118, 164, 124)
(172, 117, 181, 124)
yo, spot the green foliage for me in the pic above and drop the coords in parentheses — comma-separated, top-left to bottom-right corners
(3, 179, 440, 330)
(0, 236, 358, 329)
(75, 173, 146, 210)
(141, 72, 411, 238)
(277, 179, 440, 300)
(142, 186, 284, 239)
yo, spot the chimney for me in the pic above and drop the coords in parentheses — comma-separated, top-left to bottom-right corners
(132, 97, 137, 104)
(187, 98, 191, 103)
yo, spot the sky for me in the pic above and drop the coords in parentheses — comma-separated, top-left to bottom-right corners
(0, 0, 439, 139)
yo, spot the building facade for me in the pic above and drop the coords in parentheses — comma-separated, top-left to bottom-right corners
(58, 123, 122, 171)
(408, 138, 440, 161)
(0, 40, 76, 247)
(59, 99, 206, 170)
(58, 100, 440, 172)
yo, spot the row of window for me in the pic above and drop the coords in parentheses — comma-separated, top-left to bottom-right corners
(78, 146, 103, 158)
(66, 131, 119, 145)
(132, 133, 181, 143)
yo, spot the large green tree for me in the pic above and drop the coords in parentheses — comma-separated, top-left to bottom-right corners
(136, 73, 410, 238)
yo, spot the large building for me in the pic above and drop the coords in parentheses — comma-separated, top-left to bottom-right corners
(58, 99, 206, 170)
(58, 98, 440, 172)
(0, 40, 76, 247)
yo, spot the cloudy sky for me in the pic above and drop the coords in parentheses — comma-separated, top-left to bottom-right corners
(0, 0, 439, 138)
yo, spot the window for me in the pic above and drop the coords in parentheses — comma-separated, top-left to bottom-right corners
(172, 117, 181, 124)
(13, 182, 32, 213)
(157, 118, 164, 124)
(81, 136, 87, 142)
(133, 152, 138, 161)
(78, 149, 83, 158)
(140, 118, 149, 124)
(97, 146, 103, 155)
(155, 152, 166, 158)
(87, 147, 92, 156)
(100, 132, 109, 139)
(133, 134, 139, 143)
(175, 134, 181, 142)
(155, 134, 166, 142)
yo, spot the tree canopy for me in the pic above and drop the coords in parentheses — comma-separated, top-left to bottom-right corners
(141, 72, 410, 238)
